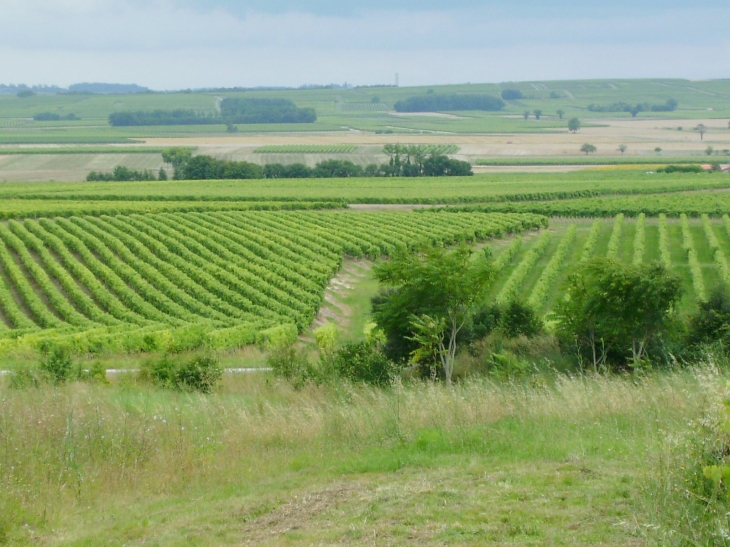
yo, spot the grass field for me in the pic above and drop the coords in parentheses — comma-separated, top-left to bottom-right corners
(0, 366, 721, 546)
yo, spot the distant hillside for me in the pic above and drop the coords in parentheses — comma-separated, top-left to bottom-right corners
(68, 83, 150, 94)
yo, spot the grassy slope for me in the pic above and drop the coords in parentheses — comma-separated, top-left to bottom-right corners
(0, 79, 728, 143)
(0, 369, 715, 546)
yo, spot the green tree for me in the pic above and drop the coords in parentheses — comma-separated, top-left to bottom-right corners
(706, 145, 714, 156)
(655, 147, 663, 154)
(696, 124, 707, 141)
(373, 245, 495, 385)
(568, 117, 581, 133)
(161, 147, 193, 178)
(533, 109, 543, 120)
(618, 144, 628, 155)
(523, 111, 530, 120)
(557, 109, 565, 120)
(580, 143, 597, 155)
(555, 258, 682, 370)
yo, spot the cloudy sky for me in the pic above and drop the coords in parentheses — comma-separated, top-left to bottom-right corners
(1, 0, 729, 89)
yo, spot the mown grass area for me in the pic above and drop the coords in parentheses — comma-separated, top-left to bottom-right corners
(0, 367, 721, 545)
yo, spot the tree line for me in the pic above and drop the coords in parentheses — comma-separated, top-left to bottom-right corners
(33, 112, 79, 121)
(588, 99, 678, 117)
(86, 146, 472, 181)
(108, 98, 316, 127)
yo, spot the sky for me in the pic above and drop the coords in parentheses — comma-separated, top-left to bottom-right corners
(1, 0, 729, 89)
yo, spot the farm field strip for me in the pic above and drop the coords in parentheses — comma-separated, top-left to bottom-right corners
(1, 171, 729, 206)
(0, 210, 544, 355)
(254, 145, 358, 154)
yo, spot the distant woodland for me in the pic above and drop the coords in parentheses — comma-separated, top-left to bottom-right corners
(109, 98, 317, 126)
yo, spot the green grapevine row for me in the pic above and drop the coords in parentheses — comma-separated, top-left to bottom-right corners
(632, 213, 645, 266)
(496, 230, 552, 305)
(527, 225, 577, 310)
(606, 214, 624, 258)
(680, 214, 706, 301)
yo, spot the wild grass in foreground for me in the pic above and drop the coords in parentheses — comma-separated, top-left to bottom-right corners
(0, 367, 724, 545)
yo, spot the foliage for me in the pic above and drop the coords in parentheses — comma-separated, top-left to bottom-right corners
(580, 143, 597, 154)
(374, 244, 495, 384)
(109, 99, 316, 126)
(555, 258, 683, 370)
(33, 112, 78, 121)
(500, 89, 523, 100)
(87, 165, 159, 182)
(499, 300, 543, 338)
(220, 98, 317, 123)
(39, 348, 74, 384)
(140, 354, 223, 393)
(688, 284, 730, 347)
(587, 99, 677, 114)
(568, 118, 581, 133)
(330, 340, 395, 386)
(266, 344, 315, 388)
(657, 164, 703, 173)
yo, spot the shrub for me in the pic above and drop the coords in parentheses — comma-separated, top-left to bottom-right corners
(175, 355, 223, 393)
(267, 345, 315, 389)
(689, 284, 730, 347)
(499, 300, 543, 339)
(140, 354, 223, 393)
(331, 341, 394, 386)
(39, 348, 74, 384)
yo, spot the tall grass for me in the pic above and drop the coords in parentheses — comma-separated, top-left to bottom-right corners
(0, 368, 716, 542)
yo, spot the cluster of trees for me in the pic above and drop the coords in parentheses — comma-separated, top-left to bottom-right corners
(394, 94, 505, 113)
(33, 112, 79, 121)
(158, 146, 471, 180)
(109, 99, 316, 127)
(109, 110, 218, 127)
(588, 99, 678, 117)
(500, 89, 524, 100)
(367, 245, 726, 386)
(87, 166, 167, 182)
(219, 98, 316, 123)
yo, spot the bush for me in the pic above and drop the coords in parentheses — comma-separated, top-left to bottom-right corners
(658, 164, 703, 173)
(39, 348, 74, 384)
(499, 300, 543, 339)
(176, 355, 223, 393)
(331, 341, 394, 386)
(140, 354, 223, 393)
(267, 345, 315, 388)
(689, 285, 730, 347)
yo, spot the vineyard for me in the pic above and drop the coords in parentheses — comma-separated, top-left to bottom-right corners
(487, 214, 730, 314)
(254, 145, 358, 154)
(0, 210, 544, 356)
